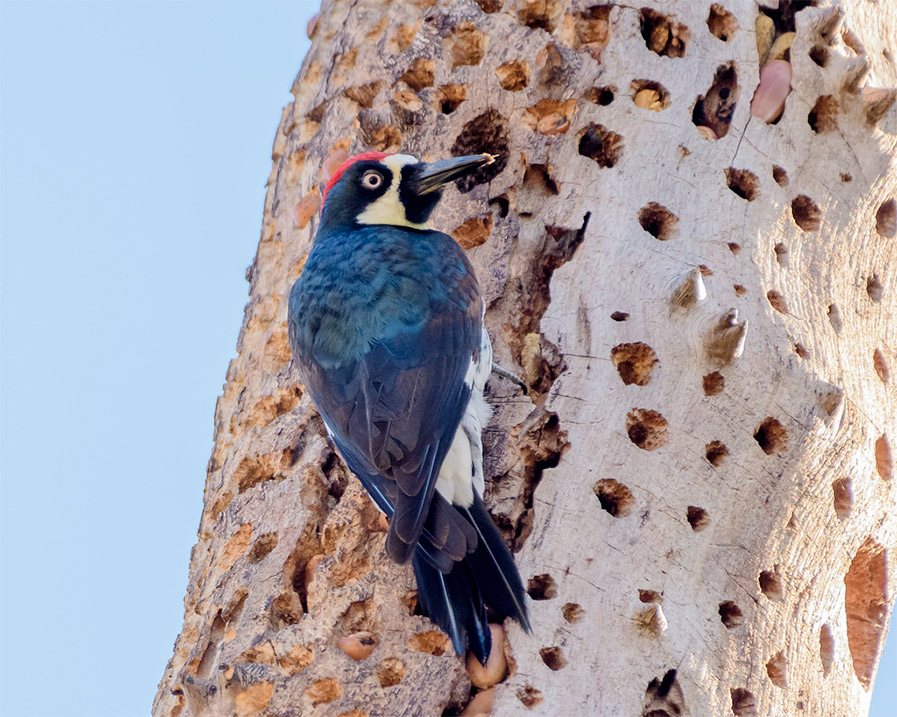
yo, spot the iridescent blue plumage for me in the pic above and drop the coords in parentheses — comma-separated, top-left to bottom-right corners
(288, 153, 529, 663)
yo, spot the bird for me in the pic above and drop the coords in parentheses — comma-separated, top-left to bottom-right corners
(288, 151, 530, 663)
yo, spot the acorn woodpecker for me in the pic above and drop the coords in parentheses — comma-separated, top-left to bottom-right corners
(288, 152, 530, 663)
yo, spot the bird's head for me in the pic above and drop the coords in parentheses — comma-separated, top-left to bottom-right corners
(319, 152, 494, 231)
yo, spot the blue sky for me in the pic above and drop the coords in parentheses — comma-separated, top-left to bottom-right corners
(0, 2, 893, 715)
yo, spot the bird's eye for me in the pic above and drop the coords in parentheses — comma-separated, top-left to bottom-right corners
(361, 171, 383, 189)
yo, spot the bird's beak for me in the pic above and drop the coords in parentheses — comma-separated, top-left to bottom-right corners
(410, 154, 495, 194)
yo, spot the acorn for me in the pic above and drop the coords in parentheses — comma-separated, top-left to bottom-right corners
(466, 625, 508, 689)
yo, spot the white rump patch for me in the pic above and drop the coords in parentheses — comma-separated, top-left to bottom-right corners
(356, 154, 428, 230)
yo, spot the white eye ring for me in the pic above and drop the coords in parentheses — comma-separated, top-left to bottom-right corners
(361, 171, 383, 189)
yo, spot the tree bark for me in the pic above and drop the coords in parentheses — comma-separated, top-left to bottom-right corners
(154, 1, 897, 715)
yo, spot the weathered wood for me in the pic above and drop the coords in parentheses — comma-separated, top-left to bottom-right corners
(154, 1, 897, 714)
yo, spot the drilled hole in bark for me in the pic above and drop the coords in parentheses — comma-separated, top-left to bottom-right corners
(611, 342, 658, 385)
(866, 275, 883, 303)
(626, 409, 668, 451)
(703, 372, 725, 396)
(321, 450, 348, 502)
(280, 528, 325, 619)
(875, 434, 892, 480)
(343, 81, 383, 110)
(586, 85, 616, 105)
(306, 100, 328, 124)
(731, 688, 757, 716)
(643, 670, 687, 716)
(251, 385, 303, 428)
(845, 537, 887, 689)
(517, 684, 543, 709)
(248, 533, 279, 563)
(791, 195, 821, 231)
(760, 1, 818, 36)
(402, 590, 421, 616)
(435, 84, 467, 114)
(841, 172, 852, 182)
(518, 0, 559, 32)
(705, 441, 729, 466)
(759, 568, 783, 600)
(562, 602, 584, 622)
(828, 304, 842, 333)
(875, 198, 896, 237)
(451, 214, 493, 250)
(766, 651, 787, 688)
(725, 168, 759, 201)
(391, 21, 421, 52)
(638, 202, 678, 240)
(639, 8, 690, 58)
(376, 657, 406, 687)
(527, 573, 558, 600)
(523, 162, 560, 194)
(873, 348, 890, 384)
(573, 5, 612, 60)
(390, 90, 424, 125)
(408, 630, 451, 656)
(474, 0, 502, 12)
(535, 42, 566, 85)
(578, 123, 623, 168)
(496, 60, 529, 91)
(400, 57, 434, 91)
(539, 646, 567, 671)
(444, 22, 487, 69)
(304, 677, 343, 706)
(639, 589, 662, 603)
(727, 241, 741, 254)
(692, 63, 739, 139)
(833, 477, 852, 519)
(754, 417, 788, 455)
(451, 110, 508, 192)
(808, 95, 839, 133)
(719, 600, 743, 628)
(734, 284, 747, 296)
(686, 506, 709, 531)
(772, 165, 788, 186)
(820, 624, 834, 677)
(593, 479, 635, 517)
(707, 4, 737, 41)
(610, 311, 629, 322)
(774, 243, 788, 266)
(234, 453, 279, 493)
(810, 44, 829, 66)
(631, 79, 670, 111)
(766, 290, 788, 314)
(819, 389, 842, 417)
(794, 342, 809, 359)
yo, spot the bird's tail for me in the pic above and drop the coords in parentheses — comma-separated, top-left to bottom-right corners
(412, 494, 531, 665)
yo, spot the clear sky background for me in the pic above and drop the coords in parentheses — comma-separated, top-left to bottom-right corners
(0, 2, 894, 716)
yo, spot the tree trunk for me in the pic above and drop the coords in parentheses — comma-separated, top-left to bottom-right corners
(153, 1, 897, 714)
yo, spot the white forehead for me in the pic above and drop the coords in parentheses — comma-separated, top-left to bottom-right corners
(382, 154, 420, 174)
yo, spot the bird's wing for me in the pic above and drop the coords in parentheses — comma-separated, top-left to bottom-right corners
(298, 253, 482, 564)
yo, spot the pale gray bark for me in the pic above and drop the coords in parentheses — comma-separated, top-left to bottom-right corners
(154, 1, 897, 715)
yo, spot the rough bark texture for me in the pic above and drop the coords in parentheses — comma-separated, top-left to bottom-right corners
(154, 1, 897, 715)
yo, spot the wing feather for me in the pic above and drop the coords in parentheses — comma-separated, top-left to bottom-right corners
(290, 226, 482, 564)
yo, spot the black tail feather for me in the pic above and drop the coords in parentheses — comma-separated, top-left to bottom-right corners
(461, 495, 532, 633)
(412, 494, 530, 664)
